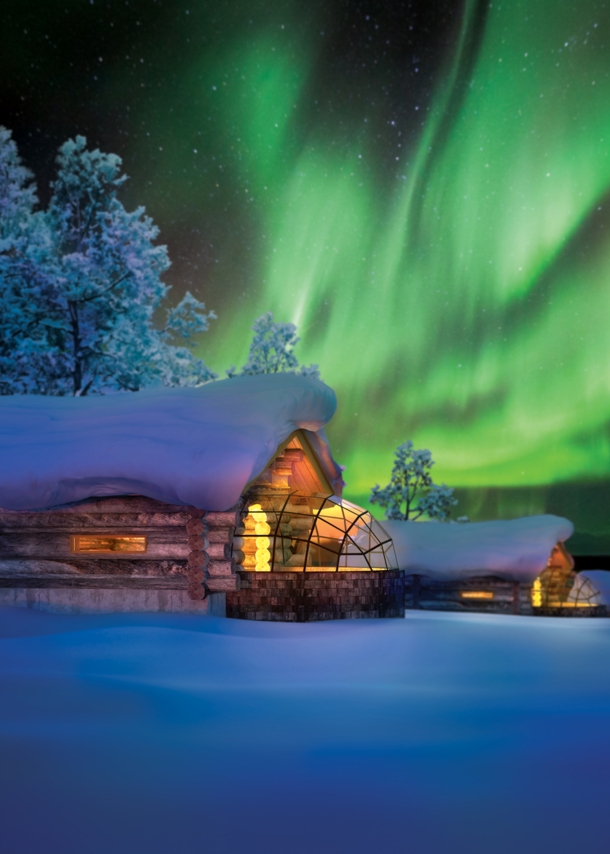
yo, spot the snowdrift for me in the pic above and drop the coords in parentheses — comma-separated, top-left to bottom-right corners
(0, 374, 341, 511)
(2, 609, 610, 854)
(382, 515, 574, 582)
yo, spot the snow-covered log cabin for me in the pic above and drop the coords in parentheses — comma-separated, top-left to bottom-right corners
(385, 517, 607, 616)
(0, 374, 403, 620)
(0, 373, 604, 619)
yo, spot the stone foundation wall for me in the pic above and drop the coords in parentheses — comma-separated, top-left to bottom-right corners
(226, 570, 405, 622)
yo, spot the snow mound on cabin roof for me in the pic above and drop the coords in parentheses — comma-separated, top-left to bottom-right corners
(0, 374, 341, 512)
(382, 515, 574, 582)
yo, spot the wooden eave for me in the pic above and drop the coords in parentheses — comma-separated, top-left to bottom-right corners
(244, 429, 335, 495)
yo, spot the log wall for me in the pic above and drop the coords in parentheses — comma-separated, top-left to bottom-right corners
(404, 575, 530, 615)
(0, 496, 243, 611)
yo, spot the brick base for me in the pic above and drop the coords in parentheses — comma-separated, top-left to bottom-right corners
(226, 570, 405, 622)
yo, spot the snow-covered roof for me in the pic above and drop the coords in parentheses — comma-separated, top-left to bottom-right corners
(0, 374, 342, 511)
(382, 515, 575, 583)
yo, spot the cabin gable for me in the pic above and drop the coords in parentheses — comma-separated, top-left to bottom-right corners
(246, 430, 335, 495)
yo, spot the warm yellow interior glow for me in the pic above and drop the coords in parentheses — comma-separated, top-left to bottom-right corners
(553, 601, 596, 608)
(460, 591, 494, 600)
(532, 578, 542, 608)
(248, 504, 270, 571)
(255, 522, 271, 535)
(238, 494, 396, 573)
(314, 500, 365, 540)
(70, 535, 147, 554)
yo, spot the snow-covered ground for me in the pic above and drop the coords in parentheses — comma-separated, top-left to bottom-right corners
(1, 608, 610, 854)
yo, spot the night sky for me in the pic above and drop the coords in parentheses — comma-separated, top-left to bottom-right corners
(1, 0, 463, 298)
(3, 0, 610, 551)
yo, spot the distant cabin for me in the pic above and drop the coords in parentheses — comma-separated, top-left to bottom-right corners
(532, 543, 603, 614)
(384, 517, 607, 618)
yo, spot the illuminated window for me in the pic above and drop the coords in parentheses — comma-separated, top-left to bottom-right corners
(70, 535, 147, 554)
(531, 577, 542, 608)
(460, 591, 494, 600)
(241, 504, 271, 571)
(236, 492, 397, 572)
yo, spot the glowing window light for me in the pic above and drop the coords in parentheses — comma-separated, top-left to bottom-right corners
(71, 535, 147, 554)
(532, 577, 542, 607)
(237, 492, 398, 573)
(460, 591, 494, 600)
(248, 503, 271, 571)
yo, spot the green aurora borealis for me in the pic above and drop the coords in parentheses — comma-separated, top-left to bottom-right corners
(3, 0, 610, 549)
(204, 1, 610, 546)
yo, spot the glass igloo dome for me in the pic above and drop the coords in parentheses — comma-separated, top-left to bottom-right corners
(236, 492, 398, 573)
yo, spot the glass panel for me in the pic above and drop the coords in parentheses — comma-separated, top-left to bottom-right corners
(241, 504, 272, 571)
(238, 492, 398, 572)
(532, 577, 543, 607)
(567, 574, 601, 607)
(532, 564, 601, 609)
(71, 535, 147, 554)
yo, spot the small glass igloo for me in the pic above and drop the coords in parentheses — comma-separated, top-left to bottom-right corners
(531, 543, 601, 611)
(236, 492, 398, 572)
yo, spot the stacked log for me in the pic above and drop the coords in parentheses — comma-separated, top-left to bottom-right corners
(0, 496, 241, 597)
(185, 509, 208, 600)
(404, 575, 525, 614)
(205, 508, 243, 592)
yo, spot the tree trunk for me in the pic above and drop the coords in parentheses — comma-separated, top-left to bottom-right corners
(69, 300, 82, 395)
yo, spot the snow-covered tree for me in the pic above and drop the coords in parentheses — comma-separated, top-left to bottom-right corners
(227, 311, 320, 379)
(0, 127, 47, 394)
(0, 130, 216, 395)
(370, 440, 458, 521)
(0, 126, 37, 238)
(416, 483, 459, 522)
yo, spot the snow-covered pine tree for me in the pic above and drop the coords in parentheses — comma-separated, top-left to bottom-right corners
(0, 127, 49, 394)
(0, 130, 216, 395)
(0, 127, 37, 237)
(227, 311, 320, 379)
(370, 440, 458, 521)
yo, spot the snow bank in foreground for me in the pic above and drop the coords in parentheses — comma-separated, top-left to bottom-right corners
(1, 609, 610, 854)
(0, 374, 341, 511)
(382, 515, 574, 582)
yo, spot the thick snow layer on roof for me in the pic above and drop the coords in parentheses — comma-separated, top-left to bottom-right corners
(382, 515, 574, 582)
(0, 374, 341, 511)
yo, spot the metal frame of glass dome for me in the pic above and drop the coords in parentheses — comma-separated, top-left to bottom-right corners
(237, 491, 398, 573)
(531, 565, 601, 611)
(528, 541, 603, 613)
